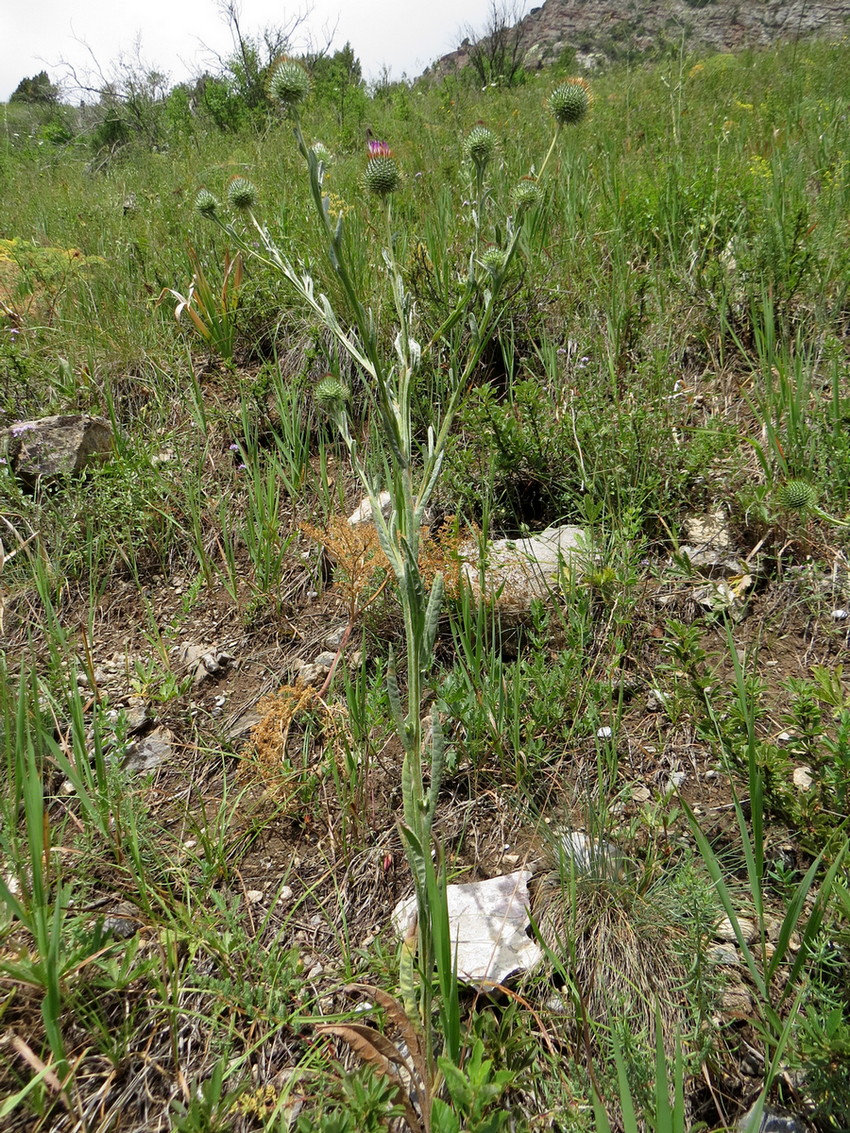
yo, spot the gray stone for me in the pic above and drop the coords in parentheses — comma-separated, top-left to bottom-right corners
(708, 943, 739, 965)
(736, 1102, 807, 1133)
(2, 415, 114, 487)
(555, 830, 625, 881)
(459, 525, 589, 614)
(123, 726, 172, 773)
(173, 643, 234, 685)
(102, 905, 141, 939)
(348, 491, 392, 526)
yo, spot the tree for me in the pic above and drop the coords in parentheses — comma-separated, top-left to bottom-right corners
(308, 43, 367, 134)
(207, 1, 327, 117)
(460, 0, 529, 88)
(9, 71, 60, 105)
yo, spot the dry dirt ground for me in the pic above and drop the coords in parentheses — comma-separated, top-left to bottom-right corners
(2, 447, 849, 1129)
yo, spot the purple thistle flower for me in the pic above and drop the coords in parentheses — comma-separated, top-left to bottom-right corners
(367, 140, 393, 159)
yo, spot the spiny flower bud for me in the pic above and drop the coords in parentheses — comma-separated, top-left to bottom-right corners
(315, 375, 350, 412)
(511, 177, 542, 212)
(195, 188, 219, 217)
(463, 125, 495, 168)
(480, 247, 507, 276)
(267, 57, 311, 107)
(364, 140, 400, 197)
(226, 176, 257, 211)
(776, 480, 817, 512)
(548, 79, 592, 127)
(311, 141, 332, 165)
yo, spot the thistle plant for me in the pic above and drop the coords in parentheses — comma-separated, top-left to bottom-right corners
(774, 479, 850, 527)
(538, 77, 592, 181)
(363, 139, 401, 197)
(196, 64, 563, 1053)
(463, 124, 496, 257)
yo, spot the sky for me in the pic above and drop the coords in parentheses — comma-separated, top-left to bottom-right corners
(2, 0, 507, 102)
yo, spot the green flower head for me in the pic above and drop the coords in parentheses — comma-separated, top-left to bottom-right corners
(311, 141, 332, 165)
(548, 79, 592, 127)
(315, 375, 350, 413)
(195, 188, 219, 217)
(226, 176, 257, 211)
(267, 57, 311, 108)
(463, 125, 495, 168)
(511, 177, 542, 213)
(480, 247, 507, 276)
(776, 480, 818, 513)
(364, 140, 400, 197)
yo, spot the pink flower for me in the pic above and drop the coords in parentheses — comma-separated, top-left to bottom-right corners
(367, 140, 393, 159)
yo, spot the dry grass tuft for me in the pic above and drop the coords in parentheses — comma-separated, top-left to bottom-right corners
(529, 856, 691, 1054)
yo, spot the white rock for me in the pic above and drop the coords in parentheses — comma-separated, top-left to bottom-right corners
(459, 526, 590, 612)
(792, 765, 813, 791)
(348, 491, 392, 526)
(666, 770, 687, 792)
(715, 915, 755, 943)
(683, 508, 734, 552)
(392, 871, 542, 987)
(295, 664, 327, 688)
(556, 831, 625, 880)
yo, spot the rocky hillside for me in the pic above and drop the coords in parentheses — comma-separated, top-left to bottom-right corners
(438, 0, 850, 75)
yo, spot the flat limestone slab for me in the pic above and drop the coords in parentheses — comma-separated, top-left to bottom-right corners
(393, 871, 542, 988)
(460, 525, 589, 612)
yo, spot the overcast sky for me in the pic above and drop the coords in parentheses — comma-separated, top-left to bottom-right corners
(2, 0, 510, 101)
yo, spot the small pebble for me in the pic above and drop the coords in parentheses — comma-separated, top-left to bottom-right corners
(708, 942, 739, 965)
(715, 916, 755, 943)
(793, 765, 813, 791)
(665, 771, 687, 793)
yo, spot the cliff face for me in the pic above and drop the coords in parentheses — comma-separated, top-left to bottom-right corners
(437, 0, 850, 75)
